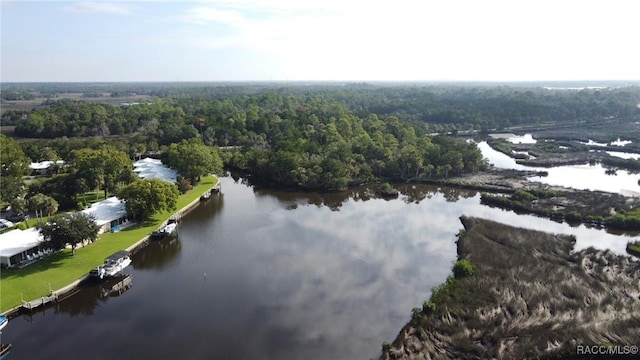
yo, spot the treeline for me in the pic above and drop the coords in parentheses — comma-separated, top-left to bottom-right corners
(0, 88, 36, 100)
(6, 83, 640, 133)
(9, 83, 638, 190)
(11, 93, 484, 190)
(13, 99, 198, 143)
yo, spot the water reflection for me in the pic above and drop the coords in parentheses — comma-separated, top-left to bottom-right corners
(132, 237, 181, 270)
(4, 176, 637, 360)
(478, 141, 640, 194)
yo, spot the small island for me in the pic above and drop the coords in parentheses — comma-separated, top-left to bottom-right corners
(377, 182, 399, 198)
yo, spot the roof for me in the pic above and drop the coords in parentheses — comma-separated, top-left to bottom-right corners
(105, 250, 130, 262)
(0, 227, 44, 258)
(81, 197, 127, 226)
(29, 160, 65, 170)
(133, 157, 178, 183)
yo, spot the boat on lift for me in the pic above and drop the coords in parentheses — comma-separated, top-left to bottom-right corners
(89, 251, 132, 279)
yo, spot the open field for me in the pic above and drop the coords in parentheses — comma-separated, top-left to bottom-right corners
(382, 216, 640, 360)
(0, 175, 218, 314)
(0, 94, 153, 115)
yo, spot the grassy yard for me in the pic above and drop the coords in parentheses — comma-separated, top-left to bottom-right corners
(0, 175, 218, 313)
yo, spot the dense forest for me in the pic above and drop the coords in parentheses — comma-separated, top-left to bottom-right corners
(2, 82, 640, 194)
(4, 82, 640, 133)
(3, 89, 487, 190)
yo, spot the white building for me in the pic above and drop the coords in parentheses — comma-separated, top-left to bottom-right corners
(81, 196, 130, 234)
(29, 160, 65, 175)
(133, 157, 178, 183)
(0, 158, 175, 268)
(0, 228, 45, 268)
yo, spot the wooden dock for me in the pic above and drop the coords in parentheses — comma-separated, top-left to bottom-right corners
(21, 293, 58, 311)
(200, 183, 222, 201)
(100, 274, 133, 297)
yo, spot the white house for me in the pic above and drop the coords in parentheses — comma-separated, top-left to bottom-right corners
(0, 228, 45, 268)
(81, 197, 130, 234)
(29, 160, 65, 175)
(133, 157, 178, 183)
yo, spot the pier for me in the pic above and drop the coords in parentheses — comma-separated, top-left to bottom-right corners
(21, 293, 58, 311)
(2, 175, 220, 316)
(100, 274, 133, 297)
(200, 182, 222, 201)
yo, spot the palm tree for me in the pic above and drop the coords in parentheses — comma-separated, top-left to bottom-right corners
(28, 193, 48, 220)
(43, 196, 59, 218)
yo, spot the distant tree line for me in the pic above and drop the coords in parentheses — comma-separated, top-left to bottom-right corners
(9, 91, 486, 190)
(7, 84, 638, 192)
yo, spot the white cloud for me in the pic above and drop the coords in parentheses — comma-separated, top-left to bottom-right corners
(12, 0, 636, 81)
(63, 1, 133, 15)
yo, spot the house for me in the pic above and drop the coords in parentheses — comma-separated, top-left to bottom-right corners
(81, 197, 130, 234)
(0, 228, 45, 268)
(133, 157, 178, 183)
(29, 160, 65, 176)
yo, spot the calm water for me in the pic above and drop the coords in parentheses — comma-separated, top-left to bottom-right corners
(478, 141, 640, 195)
(3, 176, 636, 359)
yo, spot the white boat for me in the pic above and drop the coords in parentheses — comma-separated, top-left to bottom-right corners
(151, 222, 177, 239)
(90, 251, 132, 279)
(0, 315, 7, 331)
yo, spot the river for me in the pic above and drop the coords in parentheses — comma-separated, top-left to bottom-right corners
(477, 141, 640, 195)
(2, 175, 637, 360)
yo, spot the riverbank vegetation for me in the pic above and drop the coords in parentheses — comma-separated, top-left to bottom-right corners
(381, 217, 640, 359)
(480, 189, 640, 231)
(626, 241, 640, 257)
(0, 175, 218, 313)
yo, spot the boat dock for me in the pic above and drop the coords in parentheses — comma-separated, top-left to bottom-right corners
(21, 293, 58, 311)
(100, 274, 133, 297)
(200, 182, 222, 201)
(3, 176, 220, 316)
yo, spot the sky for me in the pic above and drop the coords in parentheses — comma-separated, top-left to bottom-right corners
(1, 0, 639, 82)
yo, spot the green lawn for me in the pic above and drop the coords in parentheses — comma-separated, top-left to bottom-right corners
(0, 175, 219, 314)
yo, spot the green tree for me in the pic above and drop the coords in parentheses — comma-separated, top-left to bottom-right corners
(10, 197, 28, 225)
(43, 196, 59, 217)
(117, 179, 180, 221)
(163, 139, 222, 185)
(38, 212, 100, 255)
(0, 134, 30, 202)
(9, 197, 27, 215)
(453, 259, 476, 278)
(27, 193, 49, 220)
(72, 148, 134, 199)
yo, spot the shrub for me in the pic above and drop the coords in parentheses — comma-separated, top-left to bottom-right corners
(422, 300, 436, 314)
(176, 177, 193, 194)
(565, 211, 582, 222)
(453, 259, 476, 278)
(512, 189, 536, 202)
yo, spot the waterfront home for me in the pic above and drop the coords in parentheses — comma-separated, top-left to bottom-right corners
(133, 157, 178, 183)
(0, 227, 45, 268)
(80, 197, 131, 234)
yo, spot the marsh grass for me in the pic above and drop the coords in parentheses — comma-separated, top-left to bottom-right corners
(382, 216, 640, 360)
